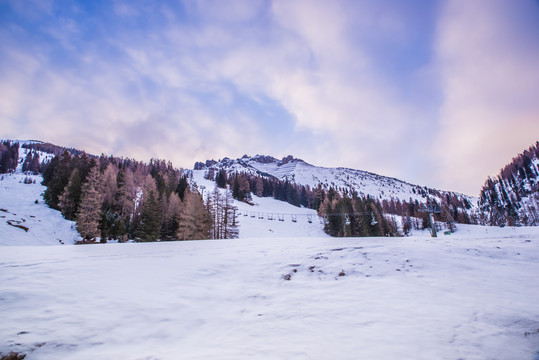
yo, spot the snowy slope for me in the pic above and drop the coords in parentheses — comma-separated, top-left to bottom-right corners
(0, 173, 80, 245)
(1, 227, 539, 359)
(192, 170, 328, 238)
(17, 141, 56, 171)
(196, 155, 478, 208)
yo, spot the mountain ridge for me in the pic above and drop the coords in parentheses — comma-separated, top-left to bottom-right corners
(193, 153, 478, 211)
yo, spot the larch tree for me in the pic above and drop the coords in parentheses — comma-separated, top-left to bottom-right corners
(139, 175, 161, 242)
(76, 166, 102, 241)
(177, 190, 210, 240)
(222, 189, 239, 239)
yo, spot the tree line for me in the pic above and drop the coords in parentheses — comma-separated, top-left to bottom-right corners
(0, 141, 19, 173)
(41, 150, 238, 243)
(479, 141, 539, 226)
(206, 168, 403, 236)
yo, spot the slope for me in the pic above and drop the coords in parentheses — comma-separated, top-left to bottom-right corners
(191, 170, 328, 238)
(0, 173, 80, 245)
(195, 155, 478, 213)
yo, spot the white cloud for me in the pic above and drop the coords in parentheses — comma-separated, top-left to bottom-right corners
(434, 0, 539, 194)
(4, 0, 536, 196)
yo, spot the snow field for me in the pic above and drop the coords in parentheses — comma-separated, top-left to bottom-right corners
(1, 229, 539, 359)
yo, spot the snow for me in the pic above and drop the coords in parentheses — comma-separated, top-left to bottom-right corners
(0, 173, 80, 246)
(198, 155, 479, 211)
(1, 227, 539, 359)
(192, 170, 328, 238)
(1, 149, 539, 359)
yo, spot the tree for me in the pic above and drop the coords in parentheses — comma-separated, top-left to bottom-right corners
(222, 189, 239, 239)
(138, 175, 161, 242)
(177, 190, 210, 240)
(117, 168, 136, 224)
(161, 192, 182, 240)
(216, 169, 227, 188)
(43, 151, 72, 209)
(0, 141, 19, 173)
(59, 168, 82, 220)
(101, 163, 119, 210)
(76, 166, 102, 241)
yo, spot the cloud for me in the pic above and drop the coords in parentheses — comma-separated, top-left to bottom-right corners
(434, 0, 539, 194)
(0, 0, 440, 188)
(2, 0, 536, 196)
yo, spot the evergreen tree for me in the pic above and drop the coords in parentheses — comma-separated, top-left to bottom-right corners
(216, 169, 227, 188)
(76, 166, 102, 241)
(161, 192, 182, 240)
(59, 168, 82, 220)
(43, 151, 72, 209)
(138, 175, 161, 242)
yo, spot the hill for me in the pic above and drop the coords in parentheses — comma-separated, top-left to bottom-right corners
(479, 141, 539, 226)
(194, 154, 478, 227)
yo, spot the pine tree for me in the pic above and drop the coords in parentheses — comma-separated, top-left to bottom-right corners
(76, 166, 102, 241)
(161, 192, 182, 240)
(22, 151, 33, 173)
(59, 168, 82, 220)
(138, 175, 161, 242)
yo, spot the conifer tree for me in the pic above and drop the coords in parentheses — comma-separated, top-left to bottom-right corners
(177, 190, 210, 240)
(59, 168, 82, 220)
(76, 166, 102, 241)
(138, 175, 161, 242)
(161, 192, 182, 240)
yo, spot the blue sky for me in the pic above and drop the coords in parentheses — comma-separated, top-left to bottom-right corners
(1, 0, 539, 196)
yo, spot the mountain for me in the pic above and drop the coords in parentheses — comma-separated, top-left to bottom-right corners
(194, 154, 478, 221)
(479, 141, 539, 226)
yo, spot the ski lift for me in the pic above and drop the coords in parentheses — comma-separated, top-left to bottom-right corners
(307, 214, 313, 223)
(258, 212, 264, 219)
(278, 214, 285, 222)
(244, 212, 248, 217)
(323, 215, 329, 225)
(250, 212, 256, 218)
(268, 213, 274, 221)
(370, 212, 378, 226)
(291, 214, 297, 223)
(345, 214, 351, 226)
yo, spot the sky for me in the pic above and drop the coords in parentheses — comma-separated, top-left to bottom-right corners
(1, 0, 539, 196)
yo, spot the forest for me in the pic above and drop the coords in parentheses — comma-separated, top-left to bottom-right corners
(24, 147, 238, 242)
(10, 139, 539, 242)
(479, 141, 539, 226)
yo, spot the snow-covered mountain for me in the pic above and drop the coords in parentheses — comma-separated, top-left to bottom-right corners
(195, 154, 478, 210)
(479, 141, 539, 226)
